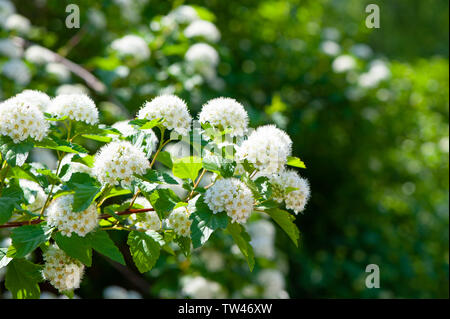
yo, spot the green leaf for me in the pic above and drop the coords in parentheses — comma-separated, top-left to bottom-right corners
(9, 225, 52, 258)
(0, 182, 24, 224)
(155, 151, 173, 168)
(127, 231, 160, 273)
(190, 198, 228, 248)
(148, 188, 180, 218)
(0, 136, 33, 166)
(53, 232, 92, 266)
(81, 134, 112, 143)
(137, 169, 178, 185)
(172, 156, 203, 181)
(129, 118, 163, 130)
(71, 154, 95, 168)
(266, 208, 300, 247)
(102, 188, 132, 201)
(0, 248, 12, 268)
(174, 236, 191, 257)
(65, 173, 102, 212)
(227, 222, 255, 271)
(286, 156, 306, 169)
(35, 135, 88, 154)
(35, 168, 61, 185)
(202, 155, 236, 177)
(88, 230, 125, 265)
(5, 259, 43, 299)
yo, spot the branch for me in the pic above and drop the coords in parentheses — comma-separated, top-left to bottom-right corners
(0, 208, 154, 229)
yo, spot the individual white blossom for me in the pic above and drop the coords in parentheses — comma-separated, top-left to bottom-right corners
(1, 59, 31, 85)
(248, 219, 276, 259)
(24, 45, 54, 65)
(46, 195, 98, 237)
(257, 269, 289, 299)
(168, 5, 199, 24)
(19, 179, 46, 212)
(185, 43, 219, 68)
(93, 141, 150, 187)
(238, 125, 292, 174)
(48, 94, 99, 124)
(204, 178, 254, 224)
(167, 206, 192, 237)
(42, 245, 85, 292)
(12, 89, 51, 112)
(4, 14, 30, 34)
(270, 170, 310, 214)
(137, 95, 192, 136)
(181, 276, 226, 299)
(127, 197, 161, 231)
(184, 20, 221, 43)
(0, 97, 49, 143)
(103, 286, 142, 299)
(60, 153, 93, 182)
(332, 54, 357, 73)
(111, 35, 150, 62)
(0, 38, 22, 58)
(199, 97, 248, 137)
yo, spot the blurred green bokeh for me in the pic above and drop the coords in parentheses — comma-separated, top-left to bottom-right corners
(1, 0, 448, 298)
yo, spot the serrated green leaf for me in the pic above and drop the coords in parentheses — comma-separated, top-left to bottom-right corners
(53, 232, 92, 266)
(0, 136, 33, 166)
(0, 182, 24, 224)
(227, 222, 255, 271)
(155, 151, 173, 168)
(5, 259, 43, 299)
(0, 248, 12, 268)
(71, 154, 95, 168)
(88, 230, 125, 265)
(35, 135, 88, 154)
(266, 208, 300, 247)
(286, 156, 306, 169)
(172, 156, 202, 181)
(65, 172, 102, 212)
(9, 225, 52, 258)
(202, 155, 236, 177)
(136, 169, 178, 185)
(174, 235, 191, 257)
(149, 188, 180, 218)
(127, 231, 160, 273)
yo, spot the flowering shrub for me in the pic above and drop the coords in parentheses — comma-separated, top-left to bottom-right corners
(0, 90, 310, 298)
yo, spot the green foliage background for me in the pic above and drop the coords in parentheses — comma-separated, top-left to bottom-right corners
(1, 0, 448, 298)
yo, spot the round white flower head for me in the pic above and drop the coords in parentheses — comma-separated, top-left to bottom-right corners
(111, 35, 150, 62)
(0, 38, 22, 58)
(60, 153, 93, 182)
(19, 179, 46, 212)
(46, 194, 98, 237)
(127, 197, 161, 231)
(48, 94, 99, 124)
(199, 97, 248, 137)
(168, 5, 199, 24)
(184, 20, 221, 43)
(181, 276, 226, 299)
(93, 141, 150, 187)
(204, 178, 254, 224)
(238, 125, 292, 174)
(4, 14, 30, 34)
(42, 245, 85, 292)
(0, 97, 49, 143)
(270, 170, 310, 214)
(12, 90, 51, 112)
(185, 43, 219, 68)
(332, 54, 356, 73)
(1, 59, 31, 85)
(137, 95, 192, 136)
(167, 206, 192, 237)
(24, 45, 54, 64)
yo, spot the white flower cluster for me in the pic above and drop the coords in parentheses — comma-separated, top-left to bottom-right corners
(168, 5, 199, 24)
(42, 245, 85, 292)
(185, 43, 219, 68)
(4, 13, 30, 34)
(137, 95, 192, 136)
(270, 170, 310, 214)
(238, 125, 292, 175)
(60, 153, 93, 181)
(204, 178, 254, 224)
(127, 197, 161, 231)
(48, 94, 99, 124)
(248, 220, 276, 259)
(111, 34, 150, 62)
(93, 141, 149, 187)
(167, 206, 192, 237)
(199, 97, 248, 137)
(0, 96, 49, 143)
(257, 269, 289, 299)
(1, 59, 31, 85)
(0, 38, 22, 58)
(19, 179, 46, 212)
(46, 195, 98, 237)
(24, 45, 54, 65)
(184, 20, 221, 43)
(181, 276, 226, 299)
(13, 90, 51, 112)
